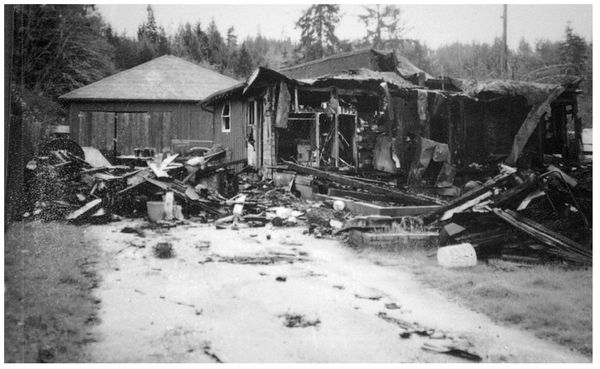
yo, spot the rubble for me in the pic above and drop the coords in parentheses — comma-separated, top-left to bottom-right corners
(22, 128, 592, 268)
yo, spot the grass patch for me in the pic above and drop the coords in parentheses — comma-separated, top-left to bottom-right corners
(355, 247, 592, 357)
(4, 221, 101, 362)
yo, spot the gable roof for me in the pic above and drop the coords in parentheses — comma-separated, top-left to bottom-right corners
(60, 55, 239, 102)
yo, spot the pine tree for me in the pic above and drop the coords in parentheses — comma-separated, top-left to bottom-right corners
(12, 5, 115, 97)
(295, 4, 340, 62)
(358, 5, 405, 50)
(234, 42, 254, 78)
(206, 19, 225, 68)
(226, 26, 237, 49)
(560, 25, 588, 74)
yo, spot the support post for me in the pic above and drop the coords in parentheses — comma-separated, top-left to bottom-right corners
(334, 113, 339, 167)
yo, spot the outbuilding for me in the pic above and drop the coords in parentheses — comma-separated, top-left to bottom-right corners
(60, 55, 239, 157)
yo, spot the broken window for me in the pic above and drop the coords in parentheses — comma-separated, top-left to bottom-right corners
(222, 103, 231, 132)
(246, 100, 255, 126)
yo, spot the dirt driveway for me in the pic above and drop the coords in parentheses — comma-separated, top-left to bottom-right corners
(84, 220, 588, 363)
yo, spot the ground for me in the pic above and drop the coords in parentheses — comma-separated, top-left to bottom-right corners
(4, 219, 592, 363)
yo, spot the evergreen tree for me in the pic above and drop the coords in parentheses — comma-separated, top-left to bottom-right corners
(358, 4, 406, 50)
(206, 19, 225, 68)
(226, 26, 238, 50)
(295, 4, 340, 62)
(559, 25, 588, 74)
(12, 4, 115, 98)
(234, 42, 254, 78)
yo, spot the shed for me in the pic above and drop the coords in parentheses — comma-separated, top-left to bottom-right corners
(59, 55, 239, 157)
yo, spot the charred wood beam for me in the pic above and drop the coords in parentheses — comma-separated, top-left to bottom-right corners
(283, 161, 443, 206)
(422, 169, 515, 223)
(492, 208, 591, 264)
(491, 176, 539, 207)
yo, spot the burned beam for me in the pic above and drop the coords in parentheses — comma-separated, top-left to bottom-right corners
(492, 208, 591, 264)
(422, 168, 515, 223)
(284, 161, 442, 206)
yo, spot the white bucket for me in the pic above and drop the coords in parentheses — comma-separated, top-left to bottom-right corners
(437, 243, 477, 268)
(147, 201, 165, 222)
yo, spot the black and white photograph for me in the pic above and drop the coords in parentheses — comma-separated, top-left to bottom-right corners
(3, 1, 595, 363)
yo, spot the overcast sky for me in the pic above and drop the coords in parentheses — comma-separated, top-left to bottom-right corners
(96, 3, 593, 50)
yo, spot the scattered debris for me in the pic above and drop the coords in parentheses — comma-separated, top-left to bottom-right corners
(153, 242, 174, 259)
(280, 313, 321, 328)
(421, 342, 482, 362)
(355, 294, 383, 301)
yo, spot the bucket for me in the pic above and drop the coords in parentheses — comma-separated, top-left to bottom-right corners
(437, 243, 477, 268)
(147, 201, 165, 222)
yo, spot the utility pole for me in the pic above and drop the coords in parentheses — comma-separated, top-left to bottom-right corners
(501, 4, 508, 79)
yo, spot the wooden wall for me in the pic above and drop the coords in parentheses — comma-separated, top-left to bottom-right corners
(211, 99, 248, 163)
(66, 101, 214, 155)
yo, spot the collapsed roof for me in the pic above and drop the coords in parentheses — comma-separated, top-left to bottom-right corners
(202, 48, 580, 107)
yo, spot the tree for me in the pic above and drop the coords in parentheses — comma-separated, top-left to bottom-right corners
(234, 42, 254, 78)
(226, 26, 237, 50)
(559, 25, 588, 74)
(206, 19, 225, 68)
(12, 5, 115, 98)
(295, 4, 340, 62)
(358, 4, 406, 50)
(137, 5, 158, 43)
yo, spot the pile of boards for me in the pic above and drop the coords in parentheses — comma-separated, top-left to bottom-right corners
(426, 163, 592, 265)
(282, 160, 592, 266)
(23, 144, 243, 224)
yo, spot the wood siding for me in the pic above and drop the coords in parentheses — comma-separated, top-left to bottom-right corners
(211, 100, 248, 163)
(67, 101, 213, 155)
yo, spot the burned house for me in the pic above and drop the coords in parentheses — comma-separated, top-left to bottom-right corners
(60, 55, 239, 157)
(201, 49, 582, 188)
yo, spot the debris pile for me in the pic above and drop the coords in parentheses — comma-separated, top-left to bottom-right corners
(428, 162, 592, 266)
(22, 142, 241, 224)
(23, 135, 591, 266)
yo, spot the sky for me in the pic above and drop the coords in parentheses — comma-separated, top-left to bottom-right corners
(96, 3, 593, 50)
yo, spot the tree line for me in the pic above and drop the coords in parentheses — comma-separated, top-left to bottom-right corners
(9, 4, 592, 120)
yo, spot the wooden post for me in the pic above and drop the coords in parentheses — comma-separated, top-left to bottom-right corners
(315, 112, 320, 166)
(294, 87, 299, 112)
(353, 114, 358, 167)
(447, 102, 454, 159)
(334, 113, 339, 167)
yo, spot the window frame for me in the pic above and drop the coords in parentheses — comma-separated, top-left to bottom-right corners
(221, 102, 231, 132)
(246, 100, 256, 126)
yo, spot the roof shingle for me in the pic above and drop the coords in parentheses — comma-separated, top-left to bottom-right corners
(59, 55, 239, 102)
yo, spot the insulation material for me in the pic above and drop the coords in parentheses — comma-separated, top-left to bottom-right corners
(408, 137, 456, 188)
(275, 81, 291, 128)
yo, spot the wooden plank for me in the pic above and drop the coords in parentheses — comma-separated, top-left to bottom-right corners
(505, 86, 565, 165)
(422, 167, 515, 223)
(148, 162, 170, 178)
(66, 199, 102, 221)
(285, 161, 442, 206)
(493, 208, 590, 264)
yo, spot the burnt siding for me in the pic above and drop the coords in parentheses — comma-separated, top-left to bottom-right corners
(212, 99, 247, 162)
(66, 101, 213, 155)
(483, 97, 531, 158)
